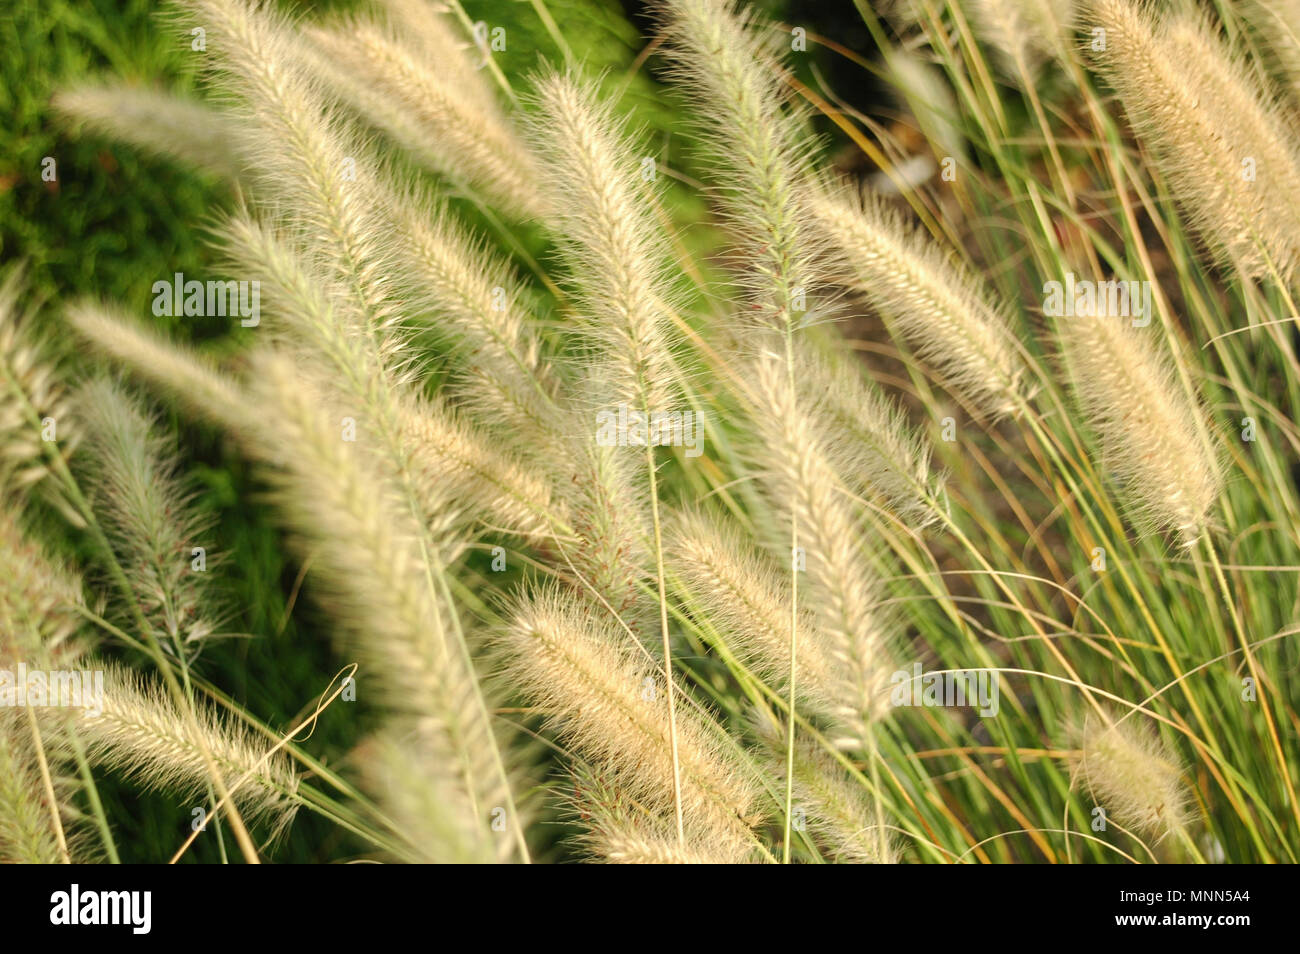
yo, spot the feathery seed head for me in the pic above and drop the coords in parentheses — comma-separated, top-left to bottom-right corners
(796, 344, 942, 527)
(0, 276, 76, 500)
(568, 766, 742, 863)
(387, 189, 562, 451)
(304, 11, 544, 219)
(755, 719, 897, 863)
(813, 186, 1031, 419)
(1240, 1, 1300, 107)
(247, 353, 462, 706)
(1073, 709, 1190, 840)
(177, 0, 401, 336)
(526, 72, 679, 414)
(0, 507, 86, 666)
(1086, 0, 1300, 283)
(0, 708, 86, 863)
(248, 355, 521, 856)
(497, 587, 763, 857)
(398, 397, 561, 544)
(657, 0, 828, 331)
(555, 384, 653, 635)
(76, 664, 300, 836)
(1057, 306, 1222, 547)
(67, 303, 255, 437)
(53, 83, 243, 180)
(76, 378, 221, 658)
(668, 507, 837, 716)
(744, 351, 899, 746)
(356, 722, 504, 863)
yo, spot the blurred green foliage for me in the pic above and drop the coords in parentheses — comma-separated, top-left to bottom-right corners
(0, 0, 217, 310)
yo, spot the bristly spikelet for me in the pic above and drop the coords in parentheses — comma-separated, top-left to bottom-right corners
(0, 508, 89, 865)
(387, 190, 562, 452)
(1073, 709, 1190, 840)
(0, 506, 86, 666)
(244, 356, 456, 697)
(75, 664, 300, 835)
(222, 213, 558, 541)
(1056, 309, 1222, 548)
(597, 832, 725, 864)
(178, 0, 398, 332)
(303, 6, 545, 219)
(569, 766, 742, 863)
(1086, 0, 1300, 284)
(745, 352, 898, 748)
(812, 186, 1030, 418)
(496, 588, 763, 858)
(398, 398, 562, 543)
(53, 83, 242, 180)
(248, 354, 522, 859)
(363, 0, 542, 213)
(221, 218, 485, 541)
(355, 722, 500, 863)
(0, 709, 74, 863)
(76, 378, 220, 659)
(526, 72, 678, 415)
(218, 212, 407, 384)
(378, 0, 501, 119)
(797, 344, 941, 527)
(786, 743, 897, 863)
(1240, 1, 1300, 106)
(754, 718, 896, 863)
(67, 303, 255, 436)
(556, 383, 653, 636)
(657, 0, 825, 331)
(668, 507, 838, 717)
(0, 275, 77, 501)
(0, 512, 87, 863)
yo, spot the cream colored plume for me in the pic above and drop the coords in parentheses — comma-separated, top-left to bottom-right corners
(1057, 307, 1221, 548)
(304, 6, 544, 219)
(76, 665, 299, 834)
(812, 186, 1029, 418)
(497, 588, 764, 859)
(1087, 0, 1300, 284)
(744, 352, 898, 749)
(1073, 709, 1190, 840)
(53, 83, 242, 180)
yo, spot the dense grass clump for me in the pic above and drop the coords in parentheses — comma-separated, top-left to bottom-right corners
(2, 0, 1298, 864)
